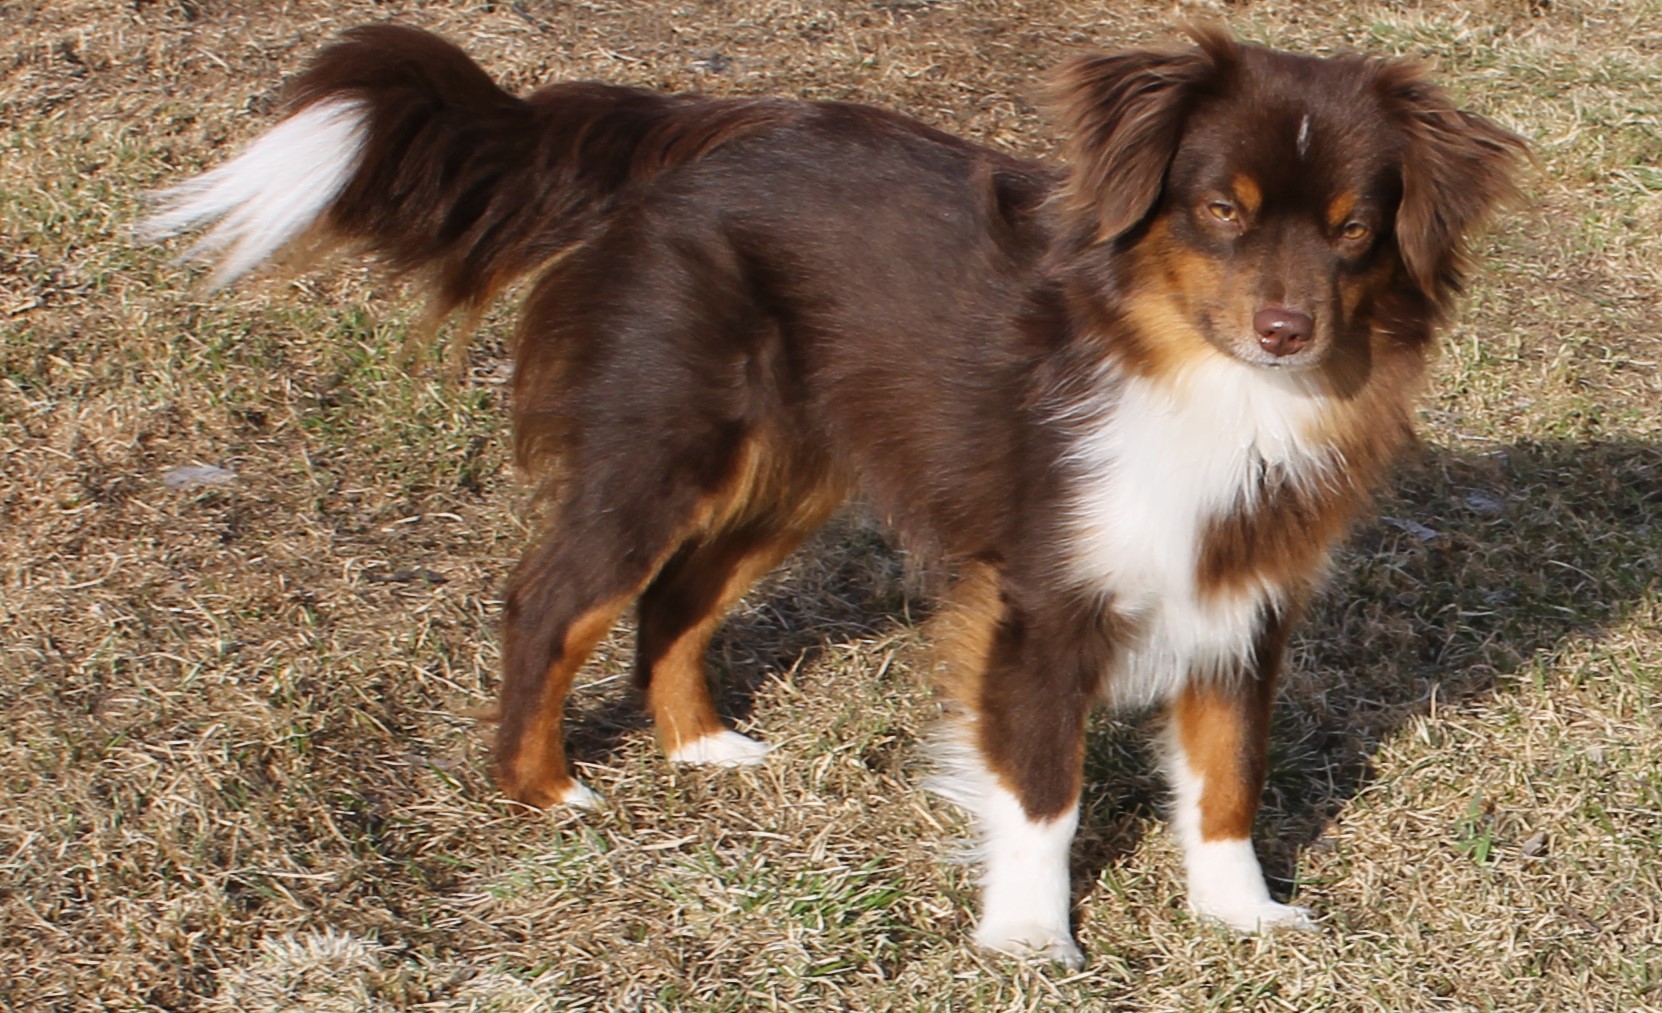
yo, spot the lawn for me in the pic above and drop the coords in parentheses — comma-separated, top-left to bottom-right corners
(2, 0, 1659, 1009)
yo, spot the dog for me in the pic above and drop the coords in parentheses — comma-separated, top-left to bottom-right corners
(141, 23, 1525, 966)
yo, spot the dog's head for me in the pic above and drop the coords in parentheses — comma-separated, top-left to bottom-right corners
(1052, 27, 1527, 379)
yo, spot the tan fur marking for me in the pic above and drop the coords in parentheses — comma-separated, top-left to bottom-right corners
(692, 435, 848, 538)
(647, 619, 728, 752)
(1172, 682, 1263, 840)
(1115, 217, 1265, 383)
(695, 437, 768, 534)
(1326, 191, 1356, 231)
(1231, 173, 1262, 216)
(1195, 470, 1357, 601)
(1120, 292, 1225, 378)
(1337, 256, 1394, 323)
(647, 533, 810, 753)
(501, 598, 631, 806)
(647, 432, 843, 753)
(928, 561, 1004, 710)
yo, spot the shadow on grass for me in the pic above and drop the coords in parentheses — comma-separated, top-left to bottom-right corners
(1071, 438, 1660, 902)
(1249, 437, 1661, 886)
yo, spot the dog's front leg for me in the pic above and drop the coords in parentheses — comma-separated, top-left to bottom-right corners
(1163, 623, 1316, 932)
(971, 770, 1083, 969)
(934, 587, 1105, 969)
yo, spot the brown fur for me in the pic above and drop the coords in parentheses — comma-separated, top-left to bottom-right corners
(268, 21, 1524, 815)
(153, 21, 1527, 953)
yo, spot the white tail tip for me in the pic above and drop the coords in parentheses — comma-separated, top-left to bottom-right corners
(138, 99, 368, 287)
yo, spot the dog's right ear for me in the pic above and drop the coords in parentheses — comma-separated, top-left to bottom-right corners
(1050, 27, 1235, 243)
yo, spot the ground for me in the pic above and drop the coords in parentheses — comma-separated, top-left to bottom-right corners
(2, 0, 1660, 1010)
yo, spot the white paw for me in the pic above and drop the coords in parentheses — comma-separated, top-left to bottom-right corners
(974, 920, 1085, 970)
(1179, 837, 1315, 934)
(666, 729, 773, 767)
(1192, 898, 1317, 934)
(557, 780, 603, 809)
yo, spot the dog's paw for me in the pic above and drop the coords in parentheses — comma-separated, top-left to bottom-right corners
(557, 779, 604, 809)
(973, 921, 1085, 970)
(667, 729, 773, 767)
(504, 776, 603, 810)
(1192, 898, 1316, 934)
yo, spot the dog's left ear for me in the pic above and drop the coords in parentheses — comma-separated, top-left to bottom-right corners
(1376, 62, 1530, 302)
(1050, 27, 1235, 243)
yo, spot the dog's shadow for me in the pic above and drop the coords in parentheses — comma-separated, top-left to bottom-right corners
(1075, 436, 1661, 898)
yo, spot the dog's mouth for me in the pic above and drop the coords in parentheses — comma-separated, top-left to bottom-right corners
(1123, 288, 1333, 375)
(1224, 334, 1329, 371)
(1208, 317, 1330, 372)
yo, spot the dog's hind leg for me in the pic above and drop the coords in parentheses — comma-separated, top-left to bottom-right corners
(494, 535, 649, 809)
(634, 518, 822, 766)
(494, 477, 716, 808)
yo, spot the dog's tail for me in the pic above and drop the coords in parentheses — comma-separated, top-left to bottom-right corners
(140, 24, 784, 317)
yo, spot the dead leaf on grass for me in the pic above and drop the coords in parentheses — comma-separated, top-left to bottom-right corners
(163, 463, 237, 490)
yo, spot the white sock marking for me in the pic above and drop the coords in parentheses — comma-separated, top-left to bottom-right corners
(1166, 732, 1314, 932)
(558, 779, 602, 810)
(928, 732, 1084, 968)
(666, 729, 773, 767)
(138, 99, 369, 286)
(975, 787, 1083, 967)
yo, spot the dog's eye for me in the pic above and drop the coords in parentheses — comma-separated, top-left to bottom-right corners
(1340, 221, 1371, 241)
(1206, 201, 1239, 223)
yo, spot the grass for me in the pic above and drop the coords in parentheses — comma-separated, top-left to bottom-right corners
(3, 0, 1660, 1009)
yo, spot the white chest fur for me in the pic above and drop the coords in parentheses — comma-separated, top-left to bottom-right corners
(1062, 356, 1335, 705)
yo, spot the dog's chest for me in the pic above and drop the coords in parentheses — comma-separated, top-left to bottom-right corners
(1063, 361, 1332, 703)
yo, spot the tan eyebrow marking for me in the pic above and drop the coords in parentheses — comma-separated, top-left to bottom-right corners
(1326, 191, 1357, 229)
(1231, 173, 1262, 215)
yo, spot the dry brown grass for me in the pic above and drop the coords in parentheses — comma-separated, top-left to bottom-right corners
(3, 0, 1660, 1009)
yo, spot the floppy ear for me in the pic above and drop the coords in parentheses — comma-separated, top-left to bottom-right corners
(1376, 62, 1530, 302)
(1049, 26, 1234, 242)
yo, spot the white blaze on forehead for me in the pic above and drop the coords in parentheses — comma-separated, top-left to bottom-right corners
(1296, 114, 1312, 159)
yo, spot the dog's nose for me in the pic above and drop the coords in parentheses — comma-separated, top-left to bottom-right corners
(1253, 307, 1313, 357)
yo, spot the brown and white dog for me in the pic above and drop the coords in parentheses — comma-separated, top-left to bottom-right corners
(142, 24, 1525, 966)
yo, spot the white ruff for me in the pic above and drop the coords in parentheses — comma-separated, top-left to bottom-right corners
(1165, 732, 1314, 932)
(1063, 354, 1335, 705)
(139, 99, 369, 286)
(927, 730, 1084, 968)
